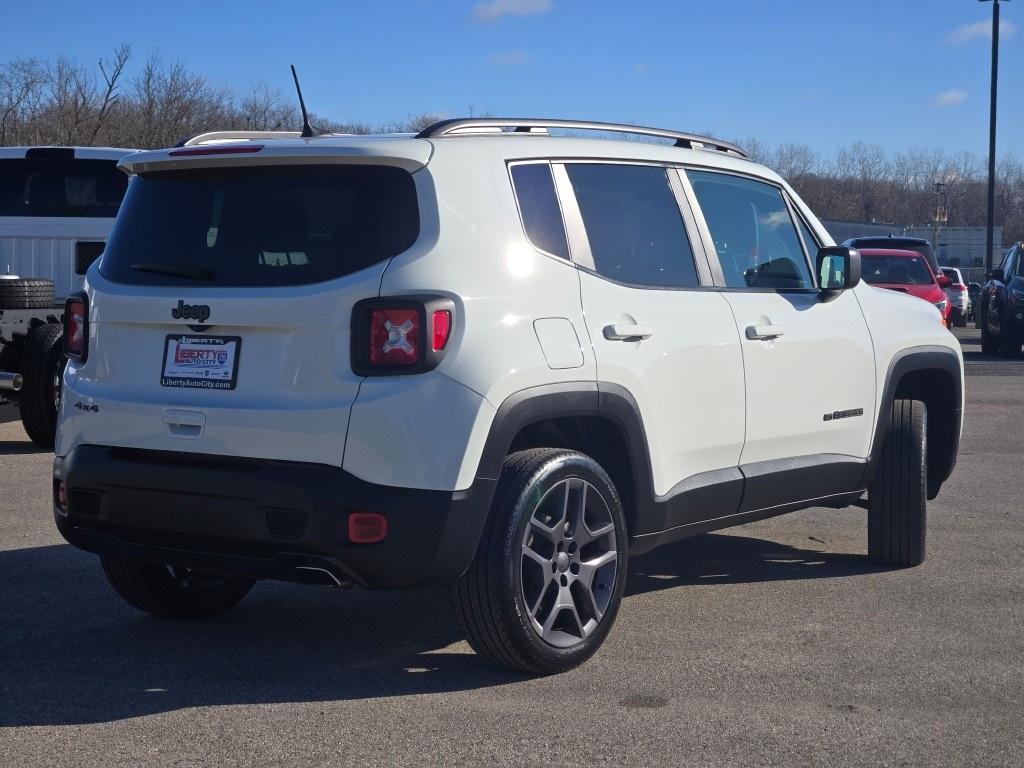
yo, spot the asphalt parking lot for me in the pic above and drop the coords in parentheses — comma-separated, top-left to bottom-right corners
(1, 327, 1021, 767)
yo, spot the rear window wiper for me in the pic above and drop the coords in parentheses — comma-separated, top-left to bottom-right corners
(130, 262, 216, 282)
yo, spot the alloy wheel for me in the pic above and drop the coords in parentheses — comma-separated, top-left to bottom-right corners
(520, 477, 618, 648)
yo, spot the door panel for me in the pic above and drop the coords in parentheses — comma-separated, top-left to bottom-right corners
(578, 273, 745, 495)
(683, 168, 875, 468)
(723, 290, 875, 464)
(555, 161, 745, 498)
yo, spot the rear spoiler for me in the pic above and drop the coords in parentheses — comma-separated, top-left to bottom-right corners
(119, 140, 432, 175)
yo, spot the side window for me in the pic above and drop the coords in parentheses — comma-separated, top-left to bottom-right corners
(563, 163, 699, 288)
(1012, 247, 1023, 279)
(687, 171, 815, 290)
(510, 163, 569, 260)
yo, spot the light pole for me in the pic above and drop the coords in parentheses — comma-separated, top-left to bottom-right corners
(979, 0, 1010, 274)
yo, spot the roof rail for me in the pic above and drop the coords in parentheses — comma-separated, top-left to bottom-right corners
(181, 130, 305, 146)
(415, 118, 748, 159)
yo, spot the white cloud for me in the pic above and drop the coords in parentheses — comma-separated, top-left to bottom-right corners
(487, 51, 531, 65)
(759, 210, 792, 229)
(632, 63, 649, 75)
(472, 0, 552, 22)
(934, 89, 968, 107)
(947, 19, 1017, 45)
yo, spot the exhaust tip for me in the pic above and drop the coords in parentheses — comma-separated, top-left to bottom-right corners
(293, 566, 351, 588)
(0, 372, 23, 392)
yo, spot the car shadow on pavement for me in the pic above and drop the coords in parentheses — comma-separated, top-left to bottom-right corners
(1, 533, 881, 727)
(626, 533, 884, 596)
(0, 440, 51, 455)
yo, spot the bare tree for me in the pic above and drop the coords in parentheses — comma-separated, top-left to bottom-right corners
(236, 83, 296, 131)
(772, 142, 817, 187)
(89, 44, 131, 143)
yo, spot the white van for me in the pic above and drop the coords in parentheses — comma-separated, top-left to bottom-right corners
(0, 146, 135, 445)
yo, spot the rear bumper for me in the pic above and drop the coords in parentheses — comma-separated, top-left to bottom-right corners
(53, 445, 495, 589)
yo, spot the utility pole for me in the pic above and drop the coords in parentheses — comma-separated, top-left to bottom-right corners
(979, 0, 1009, 274)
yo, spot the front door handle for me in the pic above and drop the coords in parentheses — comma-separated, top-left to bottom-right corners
(745, 324, 786, 340)
(603, 323, 654, 341)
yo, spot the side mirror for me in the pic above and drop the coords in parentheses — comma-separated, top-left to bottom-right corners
(816, 246, 861, 291)
(988, 268, 1004, 283)
(937, 274, 953, 289)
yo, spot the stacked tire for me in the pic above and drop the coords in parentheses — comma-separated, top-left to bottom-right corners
(0, 278, 55, 310)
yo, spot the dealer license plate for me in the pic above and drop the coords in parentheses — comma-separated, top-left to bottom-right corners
(161, 335, 241, 390)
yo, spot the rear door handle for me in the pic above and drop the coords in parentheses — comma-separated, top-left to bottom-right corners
(163, 409, 205, 439)
(745, 324, 786, 340)
(603, 323, 654, 341)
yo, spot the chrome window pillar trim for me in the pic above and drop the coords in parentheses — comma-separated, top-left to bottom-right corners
(676, 168, 727, 287)
(667, 167, 715, 288)
(551, 162, 595, 271)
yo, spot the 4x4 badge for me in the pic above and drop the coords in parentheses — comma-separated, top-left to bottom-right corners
(171, 300, 211, 323)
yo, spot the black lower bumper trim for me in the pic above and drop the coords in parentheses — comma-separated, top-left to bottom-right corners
(53, 445, 495, 589)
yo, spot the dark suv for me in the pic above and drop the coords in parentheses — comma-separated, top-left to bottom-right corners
(980, 242, 1024, 356)
(842, 236, 937, 276)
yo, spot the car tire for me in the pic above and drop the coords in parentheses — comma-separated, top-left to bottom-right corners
(980, 312, 998, 355)
(868, 399, 927, 567)
(452, 448, 627, 674)
(0, 278, 55, 310)
(18, 323, 64, 448)
(101, 555, 255, 619)
(997, 315, 1021, 357)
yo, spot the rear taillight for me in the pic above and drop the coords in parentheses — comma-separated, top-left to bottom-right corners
(953, 284, 966, 292)
(432, 310, 452, 351)
(369, 308, 420, 366)
(352, 296, 455, 375)
(64, 293, 88, 361)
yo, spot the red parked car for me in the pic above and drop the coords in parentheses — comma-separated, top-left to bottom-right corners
(859, 248, 952, 325)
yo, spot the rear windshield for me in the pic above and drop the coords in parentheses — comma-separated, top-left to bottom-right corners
(0, 158, 127, 218)
(100, 165, 419, 287)
(862, 255, 935, 286)
(852, 239, 934, 264)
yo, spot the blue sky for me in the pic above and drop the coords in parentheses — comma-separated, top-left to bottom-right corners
(5, 0, 1022, 157)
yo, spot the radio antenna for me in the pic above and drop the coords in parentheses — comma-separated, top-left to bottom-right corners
(290, 65, 325, 139)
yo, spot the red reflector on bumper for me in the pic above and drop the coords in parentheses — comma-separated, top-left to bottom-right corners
(348, 512, 388, 544)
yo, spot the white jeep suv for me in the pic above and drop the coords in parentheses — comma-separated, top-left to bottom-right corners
(53, 120, 963, 673)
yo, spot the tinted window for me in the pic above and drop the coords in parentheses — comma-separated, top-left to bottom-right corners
(688, 171, 813, 289)
(849, 238, 935, 268)
(100, 165, 419, 287)
(862, 255, 935, 286)
(995, 250, 1011, 281)
(0, 158, 127, 218)
(510, 163, 569, 260)
(565, 164, 699, 288)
